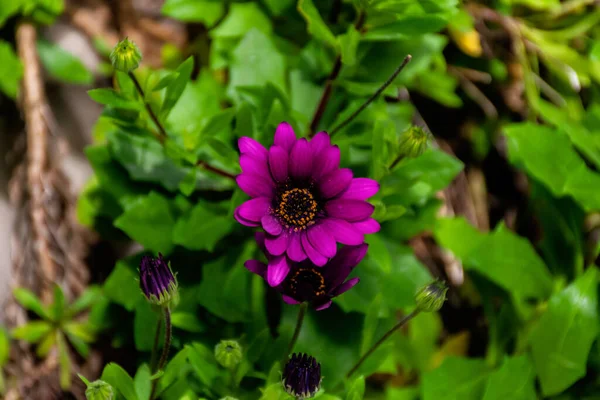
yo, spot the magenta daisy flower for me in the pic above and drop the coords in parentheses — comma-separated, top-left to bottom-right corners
(245, 233, 367, 310)
(234, 122, 380, 286)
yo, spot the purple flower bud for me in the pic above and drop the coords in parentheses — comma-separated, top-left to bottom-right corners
(283, 353, 321, 399)
(139, 254, 178, 307)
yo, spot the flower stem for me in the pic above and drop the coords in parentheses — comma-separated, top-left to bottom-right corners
(284, 303, 308, 363)
(150, 307, 172, 400)
(346, 309, 420, 378)
(149, 318, 162, 372)
(330, 55, 412, 137)
(127, 71, 235, 181)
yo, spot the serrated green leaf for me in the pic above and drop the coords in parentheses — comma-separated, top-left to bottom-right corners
(298, 0, 337, 49)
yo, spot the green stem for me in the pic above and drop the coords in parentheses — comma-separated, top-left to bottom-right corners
(330, 55, 412, 137)
(150, 307, 172, 400)
(284, 303, 307, 363)
(346, 310, 419, 378)
(149, 318, 162, 372)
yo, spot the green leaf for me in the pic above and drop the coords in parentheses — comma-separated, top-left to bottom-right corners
(172, 202, 233, 252)
(67, 286, 102, 317)
(346, 375, 366, 400)
(171, 312, 206, 333)
(13, 288, 49, 319)
(0, 0, 23, 26)
(363, 15, 448, 41)
(114, 191, 176, 254)
(210, 2, 272, 38)
(12, 321, 52, 343)
(56, 332, 71, 389)
(134, 300, 161, 351)
(103, 258, 143, 311)
(0, 327, 9, 366)
(505, 122, 600, 211)
(161, 0, 224, 26)
(229, 29, 287, 99)
(102, 363, 139, 400)
(161, 56, 194, 118)
(298, 0, 337, 49)
(88, 88, 140, 110)
(481, 356, 536, 400)
(530, 267, 599, 396)
(186, 342, 221, 387)
(422, 357, 491, 400)
(37, 39, 93, 85)
(134, 364, 152, 400)
(338, 25, 361, 66)
(50, 285, 66, 322)
(36, 330, 57, 357)
(63, 322, 95, 343)
(155, 347, 190, 397)
(435, 218, 553, 299)
(0, 40, 23, 98)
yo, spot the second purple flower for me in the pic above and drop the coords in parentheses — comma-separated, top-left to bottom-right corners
(234, 122, 380, 287)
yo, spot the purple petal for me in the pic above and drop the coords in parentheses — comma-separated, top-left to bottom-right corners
(325, 199, 375, 222)
(289, 139, 313, 180)
(312, 146, 340, 181)
(353, 218, 381, 234)
(265, 231, 290, 256)
(255, 232, 266, 251)
(239, 137, 267, 160)
(322, 218, 364, 245)
(244, 260, 267, 277)
(261, 215, 282, 235)
(332, 277, 360, 296)
(274, 122, 297, 152)
(310, 131, 331, 155)
(340, 178, 380, 200)
(234, 208, 259, 227)
(283, 295, 301, 305)
(324, 244, 368, 288)
(315, 300, 333, 311)
(235, 198, 271, 224)
(318, 168, 353, 199)
(287, 233, 307, 262)
(240, 154, 269, 177)
(307, 225, 337, 258)
(301, 232, 328, 266)
(237, 174, 274, 198)
(267, 255, 290, 287)
(268, 145, 289, 182)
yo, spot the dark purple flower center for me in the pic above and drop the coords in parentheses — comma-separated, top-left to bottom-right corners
(287, 268, 326, 302)
(275, 187, 319, 231)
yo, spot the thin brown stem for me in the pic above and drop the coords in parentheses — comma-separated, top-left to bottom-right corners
(196, 160, 237, 180)
(284, 303, 307, 364)
(149, 318, 162, 372)
(150, 307, 172, 400)
(330, 55, 412, 137)
(346, 310, 419, 378)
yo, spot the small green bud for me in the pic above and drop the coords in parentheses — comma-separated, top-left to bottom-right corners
(85, 380, 114, 400)
(415, 280, 448, 312)
(397, 126, 429, 158)
(110, 38, 142, 72)
(215, 340, 243, 369)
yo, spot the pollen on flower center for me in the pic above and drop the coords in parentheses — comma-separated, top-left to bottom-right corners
(275, 188, 318, 230)
(288, 268, 326, 302)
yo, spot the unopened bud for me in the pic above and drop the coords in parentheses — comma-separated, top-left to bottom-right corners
(139, 254, 179, 308)
(85, 380, 114, 400)
(110, 38, 142, 72)
(415, 280, 447, 312)
(215, 340, 243, 369)
(398, 126, 429, 158)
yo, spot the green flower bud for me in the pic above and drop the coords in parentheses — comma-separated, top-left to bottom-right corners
(85, 380, 114, 400)
(215, 340, 243, 369)
(110, 38, 142, 72)
(397, 126, 429, 158)
(415, 280, 448, 312)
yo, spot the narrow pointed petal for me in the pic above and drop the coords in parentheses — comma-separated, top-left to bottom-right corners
(287, 233, 307, 262)
(262, 215, 283, 235)
(268, 145, 289, 182)
(289, 139, 313, 180)
(332, 277, 360, 296)
(325, 199, 375, 222)
(307, 225, 337, 258)
(235, 198, 271, 224)
(322, 218, 364, 245)
(353, 218, 381, 234)
(314, 300, 333, 311)
(240, 154, 269, 177)
(340, 178, 380, 200)
(239, 137, 267, 160)
(267, 256, 290, 287)
(237, 174, 275, 198)
(318, 168, 353, 199)
(244, 260, 267, 277)
(283, 295, 301, 305)
(274, 122, 297, 152)
(301, 232, 328, 266)
(265, 231, 290, 256)
(312, 146, 340, 180)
